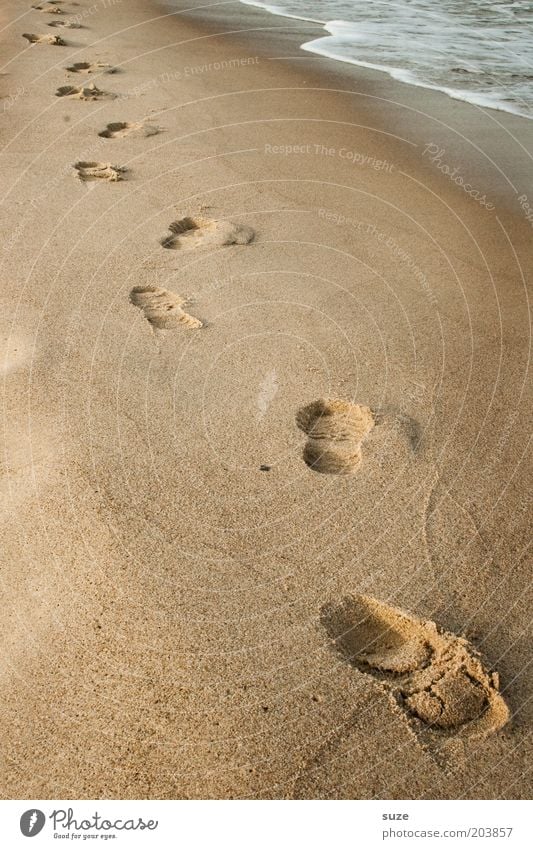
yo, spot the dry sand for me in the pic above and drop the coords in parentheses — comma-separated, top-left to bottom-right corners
(0, 0, 531, 798)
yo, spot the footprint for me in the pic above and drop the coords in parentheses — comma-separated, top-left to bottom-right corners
(74, 161, 126, 182)
(129, 286, 202, 330)
(22, 32, 65, 45)
(32, 2, 63, 12)
(296, 398, 374, 474)
(161, 216, 255, 250)
(48, 20, 83, 28)
(98, 121, 160, 139)
(66, 61, 117, 74)
(55, 83, 114, 100)
(374, 405, 423, 452)
(321, 593, 509, 738)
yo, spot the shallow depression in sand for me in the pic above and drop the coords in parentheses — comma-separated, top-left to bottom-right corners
(202, 335, 328, 470)
(129, 286, 202, 330)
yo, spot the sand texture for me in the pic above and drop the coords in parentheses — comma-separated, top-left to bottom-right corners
(0, 0, 531, 799)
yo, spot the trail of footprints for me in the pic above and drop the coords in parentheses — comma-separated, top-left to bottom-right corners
(35, 4, 253, 330)
(21, 0, 511, 749)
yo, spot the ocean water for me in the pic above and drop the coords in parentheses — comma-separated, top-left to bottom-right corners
(241, 0, 533, 119)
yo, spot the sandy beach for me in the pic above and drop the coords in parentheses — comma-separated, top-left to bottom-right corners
(0, 0, 531, 799)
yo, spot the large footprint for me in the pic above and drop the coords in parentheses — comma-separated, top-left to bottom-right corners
(161, 216, 254, 250)
(56, 83, 114, 100)
(32, 2, 63, 12)
(66, 61, 117, 74)
(74, 161, 126, 182)
(296, 398, 374, 474)
(98, 121, 160, 139)
(129, 286, 202, 330)
(321, 593, 509, 738)
(23, 32, 65, 45)
(48, 20, 83, 28)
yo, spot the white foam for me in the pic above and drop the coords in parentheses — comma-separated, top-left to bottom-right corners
(301, 31, 533, 120)
(238, 0, 533, 120)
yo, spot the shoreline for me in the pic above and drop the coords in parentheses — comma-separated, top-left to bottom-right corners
(242, 0, 533, 122)
(0, 0, 531, 799)
(161, 0, 533, 222)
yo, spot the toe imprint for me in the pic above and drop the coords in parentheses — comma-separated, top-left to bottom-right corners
(129, 286, 202, 331)
(23, 32, 65, 45)
(161, 216, 255, 250)
(74, 161, 125, 182)
(322, 593, 509, 737)
(297, 399, 374, 474)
